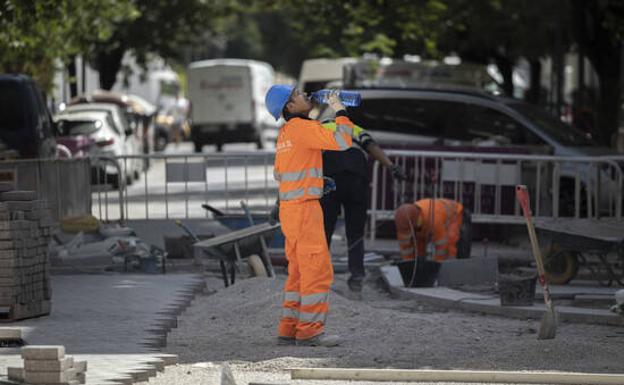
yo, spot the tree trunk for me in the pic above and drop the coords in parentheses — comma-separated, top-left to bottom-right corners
(93, 45, 126, 90)
(495, 56, 514, 97)
(570, 0, 622, 147)
(526, 59, 542, 104)
(596, 64, 621, 146)
(66, 58, 78, 98)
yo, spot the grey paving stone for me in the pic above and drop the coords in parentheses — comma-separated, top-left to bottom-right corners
(437, 256, 498, 286)
(379, 265, 404, 287)
(0, 274, 202, 385)
(7, 366, 24, 382)
(24, 356, 74, 372)
(24, 367, 76, 384)
(74, 360, 87, 373)
(0, 182, 14, 192)
(0, 190, 36, 201)
(21, 345, 65, 360)
(0, 327, 21, 340)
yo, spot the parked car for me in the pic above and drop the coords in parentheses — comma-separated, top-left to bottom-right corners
(317, 87, 616, 216)
(68, 91, 156, 157)
(319, 87, 606, 153)
(187, 59, 277, 152)
(0, 74, 58, 158)
(55, 134, 96, 159)
(62, 103, 142, 179)
(54, 111, 133, 187)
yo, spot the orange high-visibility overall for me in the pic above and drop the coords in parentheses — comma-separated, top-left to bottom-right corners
(275, 114, 353, 341)
(395, 199, 464, 262)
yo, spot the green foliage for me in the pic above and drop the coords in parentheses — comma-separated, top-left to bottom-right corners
(0, 0, 136, 91)
(271, 0, 448, 60)
(92, 0, 223, 89)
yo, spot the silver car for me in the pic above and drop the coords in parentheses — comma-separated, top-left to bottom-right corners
(318, 88, 618, 216)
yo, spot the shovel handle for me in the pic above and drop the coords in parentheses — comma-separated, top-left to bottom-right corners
(515, 185, 551, 290)
(516, 185, 531, 219)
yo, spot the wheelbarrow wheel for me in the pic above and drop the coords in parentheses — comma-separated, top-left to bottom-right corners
(248, 254, 268, 277)
(544, 246, 579, 285)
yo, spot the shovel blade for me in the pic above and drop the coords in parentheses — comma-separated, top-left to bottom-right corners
(537, 308, 558, 340)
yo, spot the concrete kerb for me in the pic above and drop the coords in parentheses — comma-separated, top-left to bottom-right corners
(378, 264, 624, 326)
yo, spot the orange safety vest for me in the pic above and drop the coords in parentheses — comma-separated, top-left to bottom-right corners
(274, 116, 353, 202)
(397, 199, 463, 261)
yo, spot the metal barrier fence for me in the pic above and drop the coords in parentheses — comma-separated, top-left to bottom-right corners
(93, 152, 277, 221)
(0, 157, 124, 221)
(369, 150, 624, 241)
(89, 151, 623, 240)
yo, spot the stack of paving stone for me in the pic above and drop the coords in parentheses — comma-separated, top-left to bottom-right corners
(7, 345, 87, 384)
(0, 186, 56, 321)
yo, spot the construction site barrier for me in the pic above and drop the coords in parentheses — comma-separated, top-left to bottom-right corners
(89, 151, 623, 244)
(369, 150, 623, 241)
(0, 156, 124, 222)
(91, 152, 277, 221)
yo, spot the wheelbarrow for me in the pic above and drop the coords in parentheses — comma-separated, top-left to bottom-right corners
(201, 203, 285, 249)
(179, 201, 279, 287)
(536, 218, 624, 286)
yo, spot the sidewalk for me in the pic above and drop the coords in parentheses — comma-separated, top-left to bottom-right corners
(379, 264, 624, 326)
(0, 274, 205, 385)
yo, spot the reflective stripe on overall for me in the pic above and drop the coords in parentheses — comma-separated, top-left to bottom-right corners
(420, 199, 463, 261)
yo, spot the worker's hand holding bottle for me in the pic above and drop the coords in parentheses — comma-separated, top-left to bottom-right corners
(327, 89, 346, 112)
(390, 164, 408, 181)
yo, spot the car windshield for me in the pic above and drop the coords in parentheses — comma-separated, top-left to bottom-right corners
(72, 109, 123, 134)
(509, 102, 595, 146)
(57, 119, 102, 136)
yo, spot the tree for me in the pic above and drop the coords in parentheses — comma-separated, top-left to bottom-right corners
(91, 0, 222, 90)
(0, 0, 135, 92)
(434, 0, 570, 98)
(570, 0, 624, 145)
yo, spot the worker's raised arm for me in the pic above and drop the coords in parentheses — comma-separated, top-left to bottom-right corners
(295, 113, 353, 151)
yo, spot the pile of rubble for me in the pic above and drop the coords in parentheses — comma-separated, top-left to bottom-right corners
(0, 186, 56, 321)
(8, 345, 87, 384)
(51, 218, 167, 274)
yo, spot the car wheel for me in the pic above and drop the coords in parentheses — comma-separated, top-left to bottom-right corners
(256, 137, 264, 150)
(216, 143, 223, 152)
(193, 141, 203, 153)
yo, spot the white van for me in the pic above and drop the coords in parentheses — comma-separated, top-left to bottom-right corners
(187, 59, 275, 152)
(298, 57, 357, 94)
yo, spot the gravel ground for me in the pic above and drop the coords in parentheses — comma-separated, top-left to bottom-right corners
(136, 269, 624, 384)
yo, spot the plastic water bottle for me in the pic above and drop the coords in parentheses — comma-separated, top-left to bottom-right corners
(311, 89, 361, 107)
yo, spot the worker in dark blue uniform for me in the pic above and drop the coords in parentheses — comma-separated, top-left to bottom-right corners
(320, 121, 407, 294)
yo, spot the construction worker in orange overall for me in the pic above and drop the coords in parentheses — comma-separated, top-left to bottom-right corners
(394, 199, 471, 261)
(265, 85, 354, 347)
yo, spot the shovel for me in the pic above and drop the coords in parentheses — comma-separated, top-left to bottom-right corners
(516, 185, 557, 340)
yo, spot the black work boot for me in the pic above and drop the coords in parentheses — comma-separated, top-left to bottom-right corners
(347, 275, 364, 292)
(277, 336, 296, 346)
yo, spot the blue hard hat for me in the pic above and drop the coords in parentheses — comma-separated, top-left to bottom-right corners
(265, 84, 294, 121)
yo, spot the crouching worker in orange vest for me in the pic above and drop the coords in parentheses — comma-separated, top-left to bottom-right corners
(394, 199, 472, 262)
(265, 86, 354, 347)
